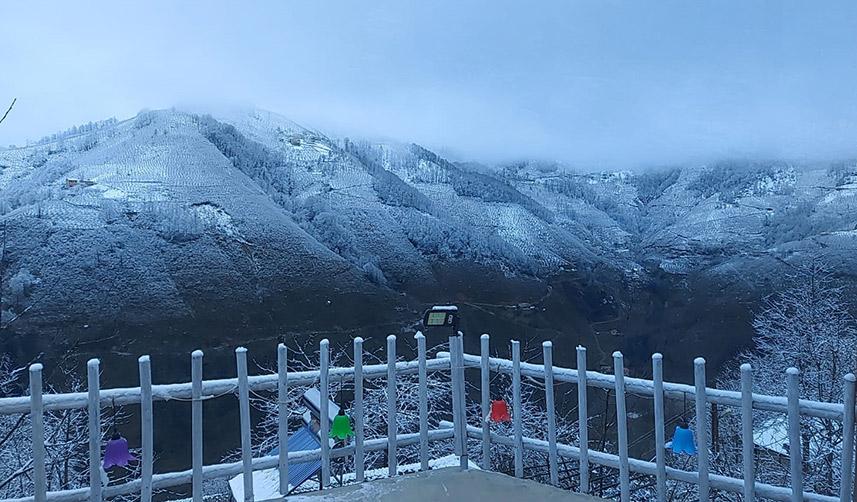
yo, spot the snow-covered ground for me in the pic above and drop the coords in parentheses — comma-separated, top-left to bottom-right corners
(226, 454, 478, 502)
(282, 466, 604, 502)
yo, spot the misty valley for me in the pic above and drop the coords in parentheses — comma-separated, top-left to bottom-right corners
(1, 108, 855, 500)
(2, 2, 857, 499)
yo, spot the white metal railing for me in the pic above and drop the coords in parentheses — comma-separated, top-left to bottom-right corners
(1, 333, 855, 502)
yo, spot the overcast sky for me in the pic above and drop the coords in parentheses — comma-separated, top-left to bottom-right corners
(2, 1, 856, 168)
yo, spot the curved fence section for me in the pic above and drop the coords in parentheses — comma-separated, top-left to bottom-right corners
(0, 333, 854, 502)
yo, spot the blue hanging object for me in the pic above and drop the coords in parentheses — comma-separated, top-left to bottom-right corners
(671, 421, 697, 455)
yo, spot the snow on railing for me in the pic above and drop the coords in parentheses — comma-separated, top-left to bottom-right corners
(1, 333, 855, 502)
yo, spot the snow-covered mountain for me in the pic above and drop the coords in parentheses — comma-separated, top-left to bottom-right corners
(1, 108, 855, 338)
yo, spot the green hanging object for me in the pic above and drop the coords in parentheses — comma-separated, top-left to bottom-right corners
(330, 409, 354, 440)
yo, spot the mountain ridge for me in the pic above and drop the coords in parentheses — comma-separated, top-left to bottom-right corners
(1, 108, 856, 342)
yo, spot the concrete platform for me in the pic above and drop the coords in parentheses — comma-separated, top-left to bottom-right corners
(277, 468, 606, 502)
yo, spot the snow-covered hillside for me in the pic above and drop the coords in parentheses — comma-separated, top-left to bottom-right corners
(1, 108, 855, 333)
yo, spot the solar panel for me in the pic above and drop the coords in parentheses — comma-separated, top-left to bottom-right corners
(269, 424, 322, 491)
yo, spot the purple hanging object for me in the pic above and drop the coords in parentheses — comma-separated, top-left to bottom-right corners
(103, 435, 135, 469)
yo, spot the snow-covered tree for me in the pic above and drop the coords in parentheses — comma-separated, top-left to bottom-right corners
(0, 356, 140, 499)
(742, 262, 856, 401)
(8, 268, 39, 307)
(713, 260, 857, 496)
(237, 339, 584, 492)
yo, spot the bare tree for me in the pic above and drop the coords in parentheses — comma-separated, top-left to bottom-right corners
(242, 338, 453, 476)
(713, 260, 857, 497)
(239, 338, 584, 493)
(0, 355, 140, 499)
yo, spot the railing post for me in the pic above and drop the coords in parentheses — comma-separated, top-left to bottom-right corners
(16, 334, 857, 501)
(387, 335, 398, 477)
(511, 340, 523, 478)
(416, 332, 429, 471)
(450, 335, 462, 461)
(786, 367, 803, 502)
(87, 359, 102, 502)
(741, 363, 755, 502)
(576, 345, 589, 494)
(319, 339, 331, 487)
(841, 373, 856, 502)
(16, 337, 857, 502)
(613, 351, 630, 502)
(30, 364, 46, 502)
(480, 333, 491, 471)
(694, 357, 710, 502)
(544, 341, 559, 486)
(139, 355, 154, 502)
(354, 337, 365, 482)
(652, 353, 666, 502)
(236, 348, 253, 501)
(191, 350, 204, 502)
(455, 334, 467, 470)
(276, 344, 288, 496)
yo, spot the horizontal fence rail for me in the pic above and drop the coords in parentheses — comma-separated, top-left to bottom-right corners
(0, 357, 454, 415)
(447, 352, 848, 420)
(3, 429, 457, 502)
(440, 422, 841, 502)
(1, 333, 854, 502)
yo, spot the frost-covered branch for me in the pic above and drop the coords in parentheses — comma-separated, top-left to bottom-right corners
(0, 356, 141, 500)
(713, 259, 857, 497)
(233, 339, 616, 494)
(0, 98, 15, 126)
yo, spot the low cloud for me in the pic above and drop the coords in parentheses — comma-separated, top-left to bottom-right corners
(2, 1, 856, 169)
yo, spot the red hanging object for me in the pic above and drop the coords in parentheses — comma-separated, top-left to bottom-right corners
(489, 399, 512, 423)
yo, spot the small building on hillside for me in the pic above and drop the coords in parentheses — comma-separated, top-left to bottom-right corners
(65, 178, 96, 189)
